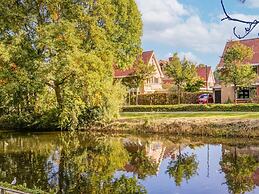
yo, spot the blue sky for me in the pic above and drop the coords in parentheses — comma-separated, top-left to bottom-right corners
(135, 0, 259, 69)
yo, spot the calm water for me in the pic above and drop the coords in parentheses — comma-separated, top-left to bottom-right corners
(0, 132, 259, 194)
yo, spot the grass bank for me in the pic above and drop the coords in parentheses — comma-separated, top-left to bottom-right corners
(95, 111, 259, 138)
(120, 112, 259, 119)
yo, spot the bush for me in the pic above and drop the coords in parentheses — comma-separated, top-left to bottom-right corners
(122, 104, 259, 112)
(128, 92, 210, 105)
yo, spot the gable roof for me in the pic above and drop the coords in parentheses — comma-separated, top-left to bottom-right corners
(218, 38, 259, 68)
(196, 66, 212, 82)
(114, 51, 163, 78)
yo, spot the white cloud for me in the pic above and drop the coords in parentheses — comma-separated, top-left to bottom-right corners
(178, 52, 201, 63)
(136, 0, 259, 58)
(247, 0, 259, 8)
(166, 51, 201, 63)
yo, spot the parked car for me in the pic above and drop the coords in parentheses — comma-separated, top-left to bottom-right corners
(197, 94, 213, 104)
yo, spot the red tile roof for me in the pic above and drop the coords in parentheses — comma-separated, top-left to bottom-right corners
(114, 51, 154, 78)
(196, 66, 212, 82)
(162, 78, 173, 84)
(218, 38, 259, 68)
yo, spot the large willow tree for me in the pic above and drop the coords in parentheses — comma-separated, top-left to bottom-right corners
(0, 0, 142, 129)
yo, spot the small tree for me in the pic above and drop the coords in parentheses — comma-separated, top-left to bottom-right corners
(165, 53, 198, 104)
(219, 42, 257, 103)
(122, 60, 155, 105)
(185, 78, 205, 92)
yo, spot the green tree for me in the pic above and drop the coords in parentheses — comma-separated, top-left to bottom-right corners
(219, 42, 257, 103)
(0, 0, 142, 129)
(185, 78, 205, 92)
(121, 59, 155, 105)
(165, 53, 198, 104)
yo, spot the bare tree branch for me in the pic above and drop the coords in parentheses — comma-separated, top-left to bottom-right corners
(221, 0, 259, 39)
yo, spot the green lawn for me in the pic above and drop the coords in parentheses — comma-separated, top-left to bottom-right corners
(120, 112, 259, 119)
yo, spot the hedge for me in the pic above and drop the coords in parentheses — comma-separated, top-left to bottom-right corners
(122, 104, 259, 112)
(128, 92, 209, 105)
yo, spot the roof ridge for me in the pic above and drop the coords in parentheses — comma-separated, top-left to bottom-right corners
(227, 37, 259, 43)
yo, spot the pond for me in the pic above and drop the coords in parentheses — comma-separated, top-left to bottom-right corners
(0, 132, 259, 194)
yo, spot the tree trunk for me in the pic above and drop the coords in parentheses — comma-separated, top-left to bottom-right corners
(177, 86, 181, 105)
(54, 83, 63, 109)
(136, 88, 139, 105)
(233, 85, 237, 104)
(128, 90, 131, 105)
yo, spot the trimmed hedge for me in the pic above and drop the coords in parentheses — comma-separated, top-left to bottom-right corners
(129, 92, 210, 105)
(122, 104, 259, 112)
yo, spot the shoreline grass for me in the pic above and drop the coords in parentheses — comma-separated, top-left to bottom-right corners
(97, 112, 259, 138)
(120, 112, 259, 119)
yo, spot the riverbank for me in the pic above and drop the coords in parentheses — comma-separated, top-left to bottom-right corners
(96, 112, 259, 138)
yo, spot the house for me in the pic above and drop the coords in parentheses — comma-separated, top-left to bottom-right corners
(159, 60, 173, 85)
(216, 38, 259, 103)
(114, 51, 164, 94)
(196, 65, 215, 91)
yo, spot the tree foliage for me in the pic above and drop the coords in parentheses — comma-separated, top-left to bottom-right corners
(165, 53, 200, 104)
(218, 42, 257, 102)
(121, 59, 155, 90)
(0, 0, 142, 130)
(185, 78, 205, 93)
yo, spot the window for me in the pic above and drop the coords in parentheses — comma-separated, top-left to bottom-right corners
(154, 78, 159, 83)
(237, 87, 250, 99)
(252, 66, 258, 75)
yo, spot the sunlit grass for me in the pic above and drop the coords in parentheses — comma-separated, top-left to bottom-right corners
(120, 112, 259, 119)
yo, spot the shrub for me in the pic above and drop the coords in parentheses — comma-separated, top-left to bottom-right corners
(128, 92, 210, 105)
(122, 104, 259, 112)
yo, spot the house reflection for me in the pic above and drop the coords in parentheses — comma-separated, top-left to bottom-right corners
(122, 138, 184, 178)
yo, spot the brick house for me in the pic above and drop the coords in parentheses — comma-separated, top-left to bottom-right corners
(216, 38, 259, 103)
(196, 66, 215, 91)
(114, 51, 164, 94)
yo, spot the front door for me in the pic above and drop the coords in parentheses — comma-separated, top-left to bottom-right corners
(214, 90, 221, 104)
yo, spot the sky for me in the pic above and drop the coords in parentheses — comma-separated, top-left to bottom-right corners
(135, 0, 259, 69)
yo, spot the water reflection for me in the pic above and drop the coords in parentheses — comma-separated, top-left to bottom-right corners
(221, 146, 259, 194)
(0, 132, 259, 194)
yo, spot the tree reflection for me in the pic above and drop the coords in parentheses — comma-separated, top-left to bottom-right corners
(166, 148, 198, 186)
(220, 147, 259, 194)
(127, 148, 158, 179)
(0, 132, 147, 193)
(50, 132, 146, 193)
(124, 140, 163, 180)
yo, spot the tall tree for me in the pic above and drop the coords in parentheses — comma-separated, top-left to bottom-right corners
(219, 42, 256, 103)
(165, 53, 198, 104)
(0, 0, 142, 129)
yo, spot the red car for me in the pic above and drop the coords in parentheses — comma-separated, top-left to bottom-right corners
(197, 94, 213, 104)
